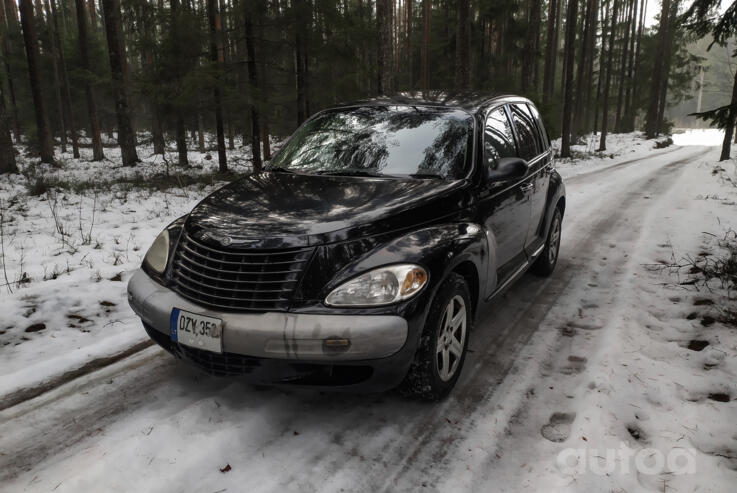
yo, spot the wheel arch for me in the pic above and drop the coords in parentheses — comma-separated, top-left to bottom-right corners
(450, 260, 480, 318)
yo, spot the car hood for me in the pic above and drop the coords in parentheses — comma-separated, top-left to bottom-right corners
(185, 171, 467, 248)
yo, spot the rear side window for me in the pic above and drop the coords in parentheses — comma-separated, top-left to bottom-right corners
(510, 104, 541, 160)
(527, 103, 550, 150)
(484, 107, 517, 168)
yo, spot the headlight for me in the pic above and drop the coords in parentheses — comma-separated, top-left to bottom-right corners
(325, 264, 428, 306)
(144, 229, 170, 274)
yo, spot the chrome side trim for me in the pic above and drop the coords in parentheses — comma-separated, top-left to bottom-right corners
(531, 243, 546, 258)
(487, 260, 529, 301)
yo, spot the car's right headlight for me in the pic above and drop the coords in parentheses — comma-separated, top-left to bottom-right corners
(144, 229, 170, 274)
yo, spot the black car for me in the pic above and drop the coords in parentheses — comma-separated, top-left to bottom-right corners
(127, 92, 565, 400)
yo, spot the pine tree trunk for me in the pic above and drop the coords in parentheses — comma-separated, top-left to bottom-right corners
(303, 0, 311, 118)
(656, 0, 678, 135)
(19, 0, 54, 163)
(598, 0, 620, 151)
(542, 0, 558, 104)
(581, 0, 599, 133)
(421, 0, 429, 91)
(102, 0, 138, 166)
(49, 0, 79, 157)
(245, 15, 262, 172)
(645, 0, 670, 138)
(573, 0, 595, 136)
(170, 0, 187, 165)
(87, 0, 95, 27)
(614, 0, 633, 132)
(140, 4, 164, 156)
(0, 91, 16, 174)
(197, 108, 205, 152)
(622, 0, 638, 131)
(75, 0, 104, 160)
(42, 0, 66, 153)
(207, 0, 227, 172)
(719, 63, 737, 161)
(152, 109, 165, 154)
(0, 0, 21, 141)
(377, 0, 393, 94)
(556, 0, 565, 96)
(593, 0, 609, 133)
(257, 13, 270, 160)
(627, 0, 646, 131)
(294, 1, 306, 125)
(560, 0, 578, 158)
(454, 0, 470, 90)
(531, 1, 542, 92)
(406, 0, 412, 88)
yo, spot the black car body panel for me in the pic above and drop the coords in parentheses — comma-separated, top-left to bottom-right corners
(130, 92, 565, 391)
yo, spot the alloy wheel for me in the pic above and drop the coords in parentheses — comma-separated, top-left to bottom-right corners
(549, 213, 562, 264)
(436, 295, 467, 382)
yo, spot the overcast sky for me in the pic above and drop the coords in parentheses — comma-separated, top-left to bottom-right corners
(643, 0, 731, 27)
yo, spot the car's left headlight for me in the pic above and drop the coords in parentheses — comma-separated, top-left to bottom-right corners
(144, 229, 170, 274)
(325, 264, 428, 306)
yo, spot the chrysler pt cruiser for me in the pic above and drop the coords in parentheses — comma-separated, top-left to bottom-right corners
(128, 92, 565, 400)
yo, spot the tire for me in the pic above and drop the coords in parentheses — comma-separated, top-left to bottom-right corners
(399, 273, 472, 401)
(531, 206, 563, 276)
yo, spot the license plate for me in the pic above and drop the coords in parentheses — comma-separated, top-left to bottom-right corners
(170, 308, 223, 354)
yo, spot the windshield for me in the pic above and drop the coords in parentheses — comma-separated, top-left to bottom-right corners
(269, 106, 473, 179)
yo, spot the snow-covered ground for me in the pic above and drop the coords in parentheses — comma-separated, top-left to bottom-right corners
(0, 139, 262, 404)
(1, 129, 735, 492)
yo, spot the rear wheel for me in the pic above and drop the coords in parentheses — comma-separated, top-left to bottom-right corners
(400, 273, 471, 401)
(531, 206, 562, 276)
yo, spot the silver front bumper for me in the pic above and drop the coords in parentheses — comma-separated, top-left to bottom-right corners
(127, 269, 408, 361)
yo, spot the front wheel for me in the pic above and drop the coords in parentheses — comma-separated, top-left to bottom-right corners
(400, 273, 471, 401)
(531, 206, 562, 276)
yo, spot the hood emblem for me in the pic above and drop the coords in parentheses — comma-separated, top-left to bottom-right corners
(199, 231, 233, 246)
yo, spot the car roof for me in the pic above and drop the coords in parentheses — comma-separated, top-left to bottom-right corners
(331, 91, 533, 114)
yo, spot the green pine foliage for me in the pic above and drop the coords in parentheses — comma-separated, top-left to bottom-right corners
(0, 0, 714, 162)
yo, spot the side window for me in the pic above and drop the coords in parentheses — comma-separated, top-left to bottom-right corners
(510, 104, 541, 160)
(527, 103, 550, 150)
(484, 107, 517, 169)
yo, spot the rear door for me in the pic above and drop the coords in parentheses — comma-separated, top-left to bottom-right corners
(509, 103, 551, 253)
(479, 105, 532, 297)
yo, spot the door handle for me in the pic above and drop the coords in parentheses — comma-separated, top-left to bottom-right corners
(520, 183, 533, 192)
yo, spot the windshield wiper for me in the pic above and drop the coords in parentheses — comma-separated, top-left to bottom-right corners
(268, 167, 295, 174)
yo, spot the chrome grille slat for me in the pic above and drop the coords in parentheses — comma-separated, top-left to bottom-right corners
(180, 243, 311, 266)
(174, 261, 300, 285)
(170, 231, 314, 311)
(173, 270, 293, 294)
(173, 279, 290, 301)
(178, 250, 304, 275)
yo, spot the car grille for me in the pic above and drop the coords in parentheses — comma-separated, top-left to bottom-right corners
(170, 231, 314, 311)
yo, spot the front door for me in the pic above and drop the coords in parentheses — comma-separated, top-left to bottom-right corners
(479, 105, 531, 298)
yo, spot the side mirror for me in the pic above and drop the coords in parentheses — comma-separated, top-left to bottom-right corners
(487, 157, 529, 183)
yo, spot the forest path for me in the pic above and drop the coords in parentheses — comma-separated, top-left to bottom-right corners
(0, 146, 712, 493)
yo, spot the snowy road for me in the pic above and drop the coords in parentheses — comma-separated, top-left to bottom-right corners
(0, 145, 728, 492)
